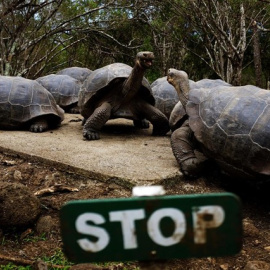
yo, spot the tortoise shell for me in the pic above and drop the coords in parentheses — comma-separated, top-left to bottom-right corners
(0, 76, 63, 129)
(187, 85, 270, 177)
(191, 78, 231, 90)
(151, 76, 179, 119)
(78, 63, 155, 118)
(56, 67, 92, 83)
(36, 74, 81, 109)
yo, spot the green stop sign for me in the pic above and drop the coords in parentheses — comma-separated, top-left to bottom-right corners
(60, 193, 242, 263)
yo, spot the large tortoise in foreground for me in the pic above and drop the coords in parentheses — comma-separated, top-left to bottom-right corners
(167, 68, 270, 180)
(78, 52, 169, 140)
(0, 76, 64, 132)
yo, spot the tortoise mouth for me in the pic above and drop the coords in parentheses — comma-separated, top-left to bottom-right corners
(137, 51, 154, 68)
(167, 68, 182, 85)
(142, 59, 153, 68)
(167, 74, 174, 84)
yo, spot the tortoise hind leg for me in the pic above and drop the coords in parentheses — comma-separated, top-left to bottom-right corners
(134, 101, 169, 135)
(83, 102, 112, 140)
(133, 119, 149, 129)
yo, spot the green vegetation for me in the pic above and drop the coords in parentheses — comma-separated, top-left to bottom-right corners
(0, 264, 32, 270)
(42, 249, 71, 269)
(1, 0, 269, 86)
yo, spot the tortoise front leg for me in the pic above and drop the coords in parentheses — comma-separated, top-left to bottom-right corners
(83, 102, 112, 140)
(170, 120, 207, 178)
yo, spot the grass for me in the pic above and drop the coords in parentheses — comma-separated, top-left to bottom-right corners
(1, 232, 139, 270)
(22, 233, 47, 243)
(0, 264, 32, 270)
(0, 249, 72, 270)
(42, 248, 71, 269)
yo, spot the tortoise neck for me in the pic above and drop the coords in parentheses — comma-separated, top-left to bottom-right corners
(122, 63, 146, 98)
(174, 78, 190, 110)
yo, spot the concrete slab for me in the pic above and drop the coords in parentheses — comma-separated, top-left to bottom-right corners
(0, 114, 182, 187)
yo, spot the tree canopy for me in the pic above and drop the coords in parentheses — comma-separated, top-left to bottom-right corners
(0, 0, 269, 87)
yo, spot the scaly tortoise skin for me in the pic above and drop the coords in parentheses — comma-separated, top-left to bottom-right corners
(0, 76, 64, 132)
(78, 52, 169, 140)
(168, 68, 270, 181)
(36, 74, 82, 113)
(56, 67, 92, 83)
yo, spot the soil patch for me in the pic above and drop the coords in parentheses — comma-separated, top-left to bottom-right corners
(0, 150, 269, 269)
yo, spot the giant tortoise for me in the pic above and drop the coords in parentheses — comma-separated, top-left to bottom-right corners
(56, 67, 92, 83)
(78, 51, 170, 140)
(167, 68, 270, 181)
(0, 76, 64, 132)
(36, 74, 82, 113)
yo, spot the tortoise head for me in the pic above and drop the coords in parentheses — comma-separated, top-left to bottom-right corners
(167, 68, 190, 108)
(167, 69, 188, 86)
(136, 51, 154, 69)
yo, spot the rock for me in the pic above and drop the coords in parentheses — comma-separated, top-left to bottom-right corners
(13, 170, 22, 181)
(243, 218, 260, 237)
(33, 259, 48, 270)
(36, 215, 55, 236)
(244, 261, 270, 270)
(0, 182, 41, 227)
(220, 264, 229, 270)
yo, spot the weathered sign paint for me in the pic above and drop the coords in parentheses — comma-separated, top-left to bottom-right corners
(60, 193, 242, 263)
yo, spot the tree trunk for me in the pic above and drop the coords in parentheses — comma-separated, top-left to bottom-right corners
(229, 56, 243, 86)
(252, 21, 263, 88)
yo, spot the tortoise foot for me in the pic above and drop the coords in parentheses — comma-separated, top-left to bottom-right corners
(69, 108, 80, 114)
(29, 121, 48, 132)
(67, 106, 80, 114)
(181, 158, 205, 178)
(152, 125, 170, 136)
(133, 119, 149, 129)
(83, 129, 100, 140)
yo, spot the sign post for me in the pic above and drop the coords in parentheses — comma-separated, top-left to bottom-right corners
(60, 192, 242, 263)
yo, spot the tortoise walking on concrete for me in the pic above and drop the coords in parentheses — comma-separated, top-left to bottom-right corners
(78, 52, 170, 140)
(36, 74, 82, 113)
(56, 67, 92, 83)
(0, 76, 64, 132)
(167, 68, 270, 180)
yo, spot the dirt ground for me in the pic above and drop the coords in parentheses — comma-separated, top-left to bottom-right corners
(0, 149, 270, 270)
